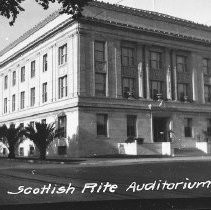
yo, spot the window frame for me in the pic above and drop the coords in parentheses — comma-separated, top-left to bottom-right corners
(12, 71, 16, 86)
(150, 51, 162, 70)
(58, 75, 67, 99)
(20, 91, 25, 109)
(21, 66, 25, 82)
(57, 115, 67, 138)
(127, 115, 137, 137)
(176, 55, 187, 73)
(58, 44, 67, 65)
(30, 87, 35, 107)
(42, 82, 47, 103)
(31, 60, 36, 78)
(96, 114, 108, 137)
(43, 54, 48, 72)
(12, 94, 15, 112)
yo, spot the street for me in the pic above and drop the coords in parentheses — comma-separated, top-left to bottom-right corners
(1, 157, 211, 209)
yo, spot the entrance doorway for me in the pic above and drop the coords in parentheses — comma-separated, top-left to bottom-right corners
(153, 117, 169, 142)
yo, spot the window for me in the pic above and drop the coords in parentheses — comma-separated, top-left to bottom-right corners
(150, 81, 164, 100)
(42, 82, 47, 103)
(12, 94, 15, 112)
(29, 146, 34, 155)
(178, 83, 188, 101)
(121, 47, 135, 66)
(30, 87, 35, 107)
(95, 73, 106, 96)
(3, 148, 6, 155)
(12, 71, 16, 86)
(43, 54, 47, 72)
(121, 47, 136, 98)
(204, 85, 211, 103)
(41, 119, 46, 124)
(97, 114, 108, 137)
(150, 51, 162, 70)
(4, 98, 7, 114)
(95, 41, 106, 96)
(207, 119, 211, 137)
(19, 147, 24, 156)
(59, 76, 67, 99)
(57, 116, 66, 138)
(31, 60, 35, 78)
(127, 115, 137, 137)
(203, 58, 209, 75)
(30, 121, 34, 128)
(176, 56, 187, 73)
(20, 91, 25, 109)
(184, 118, 192, 137)
(21, 66, 25, 82)
(122, 77, 135, 98)
(58, 44, 67, 65)
(58, 146, 67, 155)
(4, 75, 8, 89)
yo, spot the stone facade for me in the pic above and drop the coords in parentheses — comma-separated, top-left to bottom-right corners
(1, 1, 211, 157)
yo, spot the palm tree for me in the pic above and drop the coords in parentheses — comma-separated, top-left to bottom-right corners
(24, 122, 55, 160)
(0, 123, 24, 159)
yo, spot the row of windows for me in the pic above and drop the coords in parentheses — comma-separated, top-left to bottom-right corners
(94, 41, 209, 101)
(4, 44, 68, 90)
(96, 114, 208, 139)
(3, 75, 67, 114)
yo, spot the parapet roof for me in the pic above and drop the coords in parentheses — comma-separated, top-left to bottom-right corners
(1, 1, 211, 58)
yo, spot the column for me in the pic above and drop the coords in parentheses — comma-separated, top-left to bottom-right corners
(144, 46, 150, 99)
(165, 49, 172, 100)
(114, 41, 122, 98)
(137, 45, 144, 98)
(171, 50, 177, 101)
(190, 52, 198, 102)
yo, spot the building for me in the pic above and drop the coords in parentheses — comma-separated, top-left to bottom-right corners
(1, 1, 211, 157)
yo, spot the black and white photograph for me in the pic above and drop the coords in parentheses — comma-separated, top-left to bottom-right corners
(1, 0, 211, 209)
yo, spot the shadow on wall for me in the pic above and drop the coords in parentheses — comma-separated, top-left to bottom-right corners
(78, 127, 119, 157)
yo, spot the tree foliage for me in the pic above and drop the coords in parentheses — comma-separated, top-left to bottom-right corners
(0, 123, 24, 158)
(0, 0, 92, 26)
(24, 122, 55, 160)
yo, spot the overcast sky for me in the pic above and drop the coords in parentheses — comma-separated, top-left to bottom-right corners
(0, 0, 211, 51)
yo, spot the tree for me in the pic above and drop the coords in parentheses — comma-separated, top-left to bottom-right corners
(24, 122, 55, 160)
(0, 123, 24, 159)
(0, 0, 92, 26)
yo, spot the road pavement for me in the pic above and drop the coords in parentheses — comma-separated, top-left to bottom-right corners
(1, 156, 211, 208)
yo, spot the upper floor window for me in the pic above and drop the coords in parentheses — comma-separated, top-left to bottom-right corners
(184, 118, 192, 137)
(94, 41, 106, 97)
(150, 51, 162, 70)
(57, 116, 66, 138)
(4, 98, 7, 114)
(43, 54, 48, 72)
(21, 66, 25, 82)
(59, 75, 67, 99)
(42, 82, 47, 103)
(12, 71, 16, 86)
(122, 77, 135, 98)
(4, 75, 8, 89)
(30, 87, 35, 107)
(203, 58, 209, 75)
(204, 85, 211, 103)
(97, 114, 108, 137)
(127, 115, 137, 137)
(12, 94, 15, 112)
(20, 91, 25, 109)
(121, 47, 135, 67)
(58, 44, 67, 65)
(176, 56, 187, 73)
(31, 61, 35, 78)
(150, 80, 164, 100)
(178, 83, 188, 101)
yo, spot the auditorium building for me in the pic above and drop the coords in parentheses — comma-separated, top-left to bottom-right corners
(0, 1, 211, 157)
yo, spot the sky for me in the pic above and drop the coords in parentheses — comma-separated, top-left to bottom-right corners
(0, 0, 211, 51)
